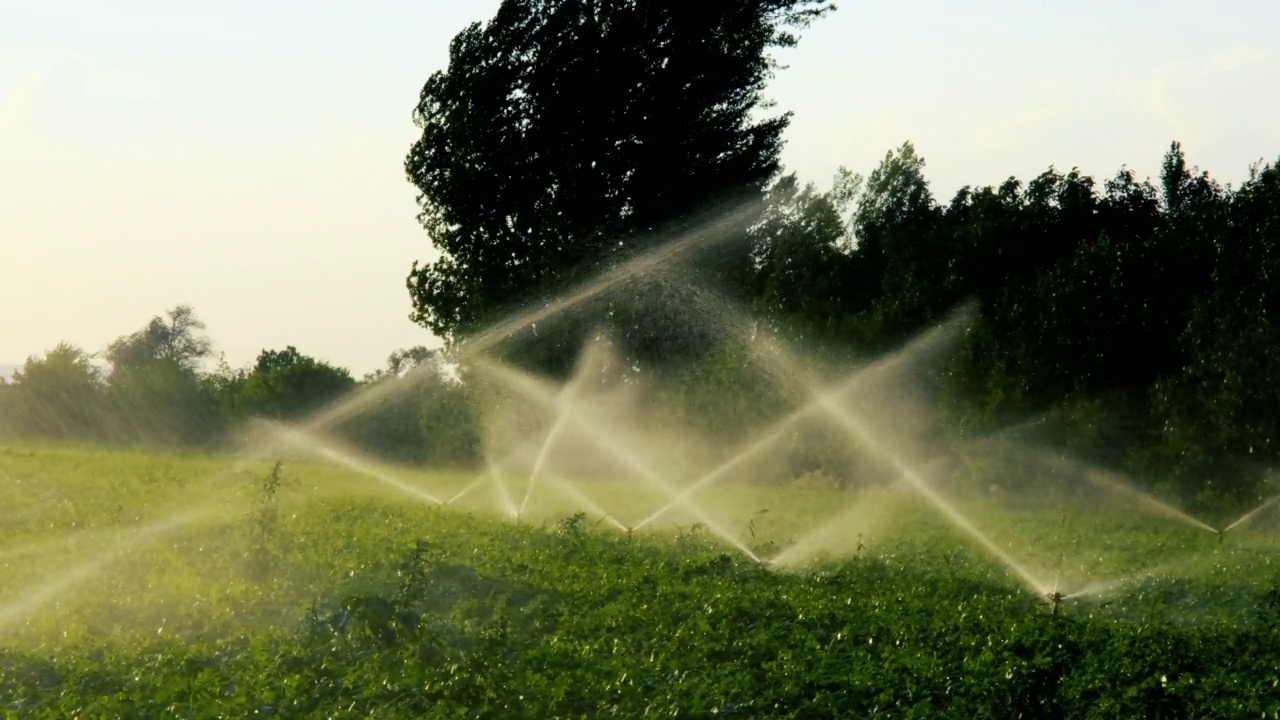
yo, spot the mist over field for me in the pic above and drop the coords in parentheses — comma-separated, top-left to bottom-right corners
(3, 1, 1279, 716)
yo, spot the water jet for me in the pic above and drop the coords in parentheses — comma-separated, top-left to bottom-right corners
(0, 507, 223, 633)
(1222, 494, 1280, 534)
(634, 312, 970, 532)
(446, 473, 490, 506)
(474, 359, 762, 562)
(263, 422, 445, 506)
(735, 324, 1053, 597)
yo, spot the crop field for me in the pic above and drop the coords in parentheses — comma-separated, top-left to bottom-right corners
(2, 441, 1279, 718)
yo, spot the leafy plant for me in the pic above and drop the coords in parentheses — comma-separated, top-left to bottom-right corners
(248, 460, 286, 581)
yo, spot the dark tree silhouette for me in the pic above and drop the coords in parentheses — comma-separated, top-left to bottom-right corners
(405, 0, 833, 373)
(105, 305, 213, 374)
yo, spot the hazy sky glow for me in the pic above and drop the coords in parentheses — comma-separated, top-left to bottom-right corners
(2, 1, 1277, 376)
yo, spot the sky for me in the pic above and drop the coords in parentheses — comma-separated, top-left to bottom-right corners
(2, 1, 1277, 378)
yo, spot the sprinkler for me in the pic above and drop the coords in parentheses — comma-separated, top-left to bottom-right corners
(855, 533, 865, 559)
(1217, 529, 1224, 545)
(1047, 590, 1064, 615)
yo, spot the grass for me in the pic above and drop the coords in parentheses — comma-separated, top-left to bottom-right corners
(1, 441, 1279, 717)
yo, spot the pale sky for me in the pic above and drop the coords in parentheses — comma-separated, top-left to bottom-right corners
(2, 1, 1277, 377)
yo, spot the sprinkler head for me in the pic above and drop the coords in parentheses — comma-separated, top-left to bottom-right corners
(1217, 529, 1224, 545)
(1046, 590, 1064, 615)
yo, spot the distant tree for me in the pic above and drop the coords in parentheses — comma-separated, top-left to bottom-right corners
(99, 305, 221, 445)
(405, 0, 833, 374)
(362, 345, 442, 384)
(234, 347, 356, 420)
(104, 358, 224, 446)
(342, 347, 480, 467)
(7, 343, 106, 439)
(1151, 156, 1280, 501)
(0, 376, 13, 437)
(852, 142, 935, 245)
(105, 304, 213, 374)
(1160, 141, 1222, 215)
(751, 169, 860, 353)
(844, 142, 950, 341)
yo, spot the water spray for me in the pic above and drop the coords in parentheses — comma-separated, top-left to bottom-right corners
(1221, 494, 1280, 534)
(475, 359, 763, 562)
(445, 477, 484, 506)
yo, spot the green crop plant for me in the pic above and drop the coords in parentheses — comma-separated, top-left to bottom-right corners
(1, 442, 1279, 716)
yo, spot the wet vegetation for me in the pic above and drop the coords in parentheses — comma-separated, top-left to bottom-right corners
(2, 0, 1279, 716)
(2, 444, 1279, 717)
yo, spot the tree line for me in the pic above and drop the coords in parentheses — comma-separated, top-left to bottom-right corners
(747, 141, 1280, 505)
(0, 306, 480, 468)
(401, 0, 1279, 504)
(4, 0, 1276, 505)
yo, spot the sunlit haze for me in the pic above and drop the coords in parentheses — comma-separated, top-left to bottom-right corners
(3, 0, 1276, 376)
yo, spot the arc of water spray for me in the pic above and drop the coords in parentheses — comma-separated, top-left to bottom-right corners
(633, 395, 819, 531)
(1081, 469, 1216, 534)
(457, 201, 761, 361)
(743, 313, 1053, 595)
(1222, 494, 1280, 534)
(768, 493, 894, 568)
(449, 443, 553, 510)
(300, 200, 762, 435)
(681, 304, 1050, 595)
(475, 360, 761, 561)
(446, 473, 491, 506)
(519, 414, 569, 517)
(1061, 558, 1191, 601)
(0, 508, 218, 633)
(492, 440, 620, 527)
(811, 396, 1051, 596)
(265, 423, 445, 506)
(538, 467, 629, 532)
(634, 311, 970, 531)
(490, 464, 519, 519)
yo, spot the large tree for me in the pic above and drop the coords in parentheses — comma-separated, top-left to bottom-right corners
(405, 0, 833, 372)
(105, 304, 213, 374)
(7, 343, 107, 439)
(100, 305, 222, 445)
(231, 346, 356, 421)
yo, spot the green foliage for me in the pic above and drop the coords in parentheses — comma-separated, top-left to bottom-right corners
(230, 346, 356, 421)
(103, 359, 226, 447)
(2, 344, 107, 440)
(248, 460, 288, 581)
(104, 304, 213, 375)
(751, 170, 862, 355)
(807, 141, 1280, 503)
(0, 302, 490, 468)
(405, 0, 833, 374)
(340, 348, 483, 468)
(3, 444, 1279, 717)
(1147, 158, 1280, 497)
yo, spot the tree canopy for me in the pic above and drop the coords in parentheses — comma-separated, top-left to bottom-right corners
(105, 304, 213, 375)
(405, 0, 834, 370)
(232, 346, 356, 420)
